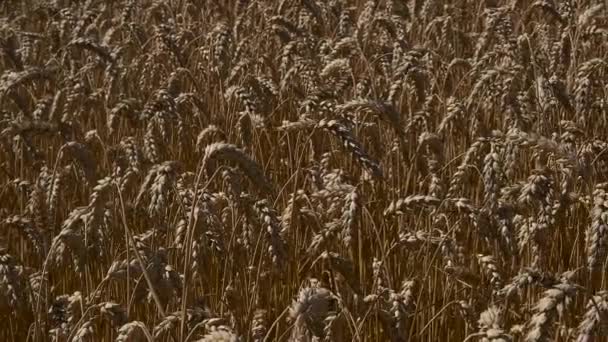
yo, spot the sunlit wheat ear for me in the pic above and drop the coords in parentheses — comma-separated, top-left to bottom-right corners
(2, 215, 46, 257)
(470, 305, 512, 342)
(574, 58, 606, 114)
(153, 312, 181, 340)
(384, 195, 441, 216)
(280, 189, 308, 238)
(576, 291, 608, 342)
(320, 58, 352, 94)
(0, 66, 56, 101)
(587, 185, 608, 272)
(68, 38, 115, 65)
(277, 114, 317, 133)
(253, 199, 288, 270)
(318, 119, 383, 179)
(225, 85, 258, 115)
(437, 97, 465, 136)
(72, 320, 97, 341)
(196, 125, 226, 153)
(341, 186, 360, 250)
(202, 143, 274, 194)
(447, 138, 487, 198)
(116, 321, 153, 342)
(338, 99, 404, 138)
(198, 329, 239, 342)
(289, 283, 334, 340)
(482, 143, 506, 211)
(135, 161, 182, 217)
(525, 283, 577, 342)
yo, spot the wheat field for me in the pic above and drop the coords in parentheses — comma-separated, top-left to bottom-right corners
(1, 0, 608, 341)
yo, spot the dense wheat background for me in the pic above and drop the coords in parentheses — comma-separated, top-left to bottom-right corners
(1, 0, 608, 341)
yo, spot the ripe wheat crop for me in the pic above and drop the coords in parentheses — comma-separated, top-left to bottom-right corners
(1, 0, 608, 341)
